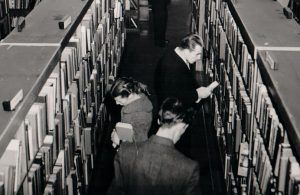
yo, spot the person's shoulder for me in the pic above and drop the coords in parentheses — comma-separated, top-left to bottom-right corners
(120, 141, 145, 150)
(122, 94, 152, 113)
(120, 141, 135, 149)
(141, 94, 153, 110)
(159, 48, 176, 61)
(174, 150, 199, 167)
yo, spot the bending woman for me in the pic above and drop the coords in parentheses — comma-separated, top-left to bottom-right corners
(110, 77, 153, 146)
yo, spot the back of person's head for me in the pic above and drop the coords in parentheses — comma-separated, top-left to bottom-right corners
(158, 98, 194, 128)
(110, 77, 150, 98)
(179, 34, 203, 51)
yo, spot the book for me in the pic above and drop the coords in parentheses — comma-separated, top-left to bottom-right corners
(84, 127, 92, 155)
(39, 85, 55, 132)
(286, 157, 300, 195)
(26, 105, 40, 160)
(208, 81, 219, 92)
(278, 147, 294, 192)
(115, 122, 134, 142)
(66, 170, 77, 195)
(0, 139, 21, 194)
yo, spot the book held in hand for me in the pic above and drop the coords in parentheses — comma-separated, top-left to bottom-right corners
(208, 81, 219, 91)
(115, 122, 134, 142)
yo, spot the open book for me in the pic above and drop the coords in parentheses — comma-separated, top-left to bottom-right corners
(116, 122, 134, 142)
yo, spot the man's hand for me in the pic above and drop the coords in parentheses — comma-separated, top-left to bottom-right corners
(196, 86, 212, 99)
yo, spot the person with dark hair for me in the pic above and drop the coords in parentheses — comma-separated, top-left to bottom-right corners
(108, 97, 201, 195)
(154, 34, 218, 157)
(151, 0, 171, 47)
(155, 33, 213, 109)
(110, 77, 153, 146)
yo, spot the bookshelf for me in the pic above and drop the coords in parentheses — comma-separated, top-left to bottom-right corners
(198, 0, 300, 194)
(0, 0, 9, 39)
(0, 45, 60, 155)
(227, 0, 300, 158)
(0, 0, 125, 194)
(0, 0, 39, 40)
(1, 0, 93, 45)
(256, 50, 300, 157)
(191, 0, 200, 33)
(124, 0, 140, 32)
(290, 0, 300, 22)
(226, 0, 300, 58)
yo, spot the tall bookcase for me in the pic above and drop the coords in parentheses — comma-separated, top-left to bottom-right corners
(0, 0, 39, 40)
(0, 0, 125, 194)
(0, 0, 9, 39)
(124, 0, 140, 32)
(194, 0, 300, 194)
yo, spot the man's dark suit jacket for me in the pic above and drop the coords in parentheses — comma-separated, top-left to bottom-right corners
(108, 135, 201, 195)
(155, 49, 199, 108)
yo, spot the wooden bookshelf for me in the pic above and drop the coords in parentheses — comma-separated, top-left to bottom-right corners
(8, 8, 30, 16)
(0, 0, 93, 157)
(0, 45, 60, 156)
(1, 0, 93, 46)
(202, 0, 300, 193)
(0, 0, 126, 193)
(227, 0, 300, 58)
(227, 0, 300, 158)
(257, 50, 300, 157)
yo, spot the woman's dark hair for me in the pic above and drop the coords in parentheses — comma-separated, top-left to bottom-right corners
(110, 77, 150, 98)
(179, 34, 204, 51)
(158, 98, 195, 127)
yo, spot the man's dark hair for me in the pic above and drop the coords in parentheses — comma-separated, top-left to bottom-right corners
(179, 34, 204, 51)
(158, 98, 195, 127)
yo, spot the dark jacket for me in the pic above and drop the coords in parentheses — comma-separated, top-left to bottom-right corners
(121, 93, 153, 142)
(150, 0, 170, 7)
(155, 49, 199, 108)
(108, 135, 201, 195)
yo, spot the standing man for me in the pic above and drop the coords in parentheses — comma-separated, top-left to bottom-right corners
(151, 0, 170, 47)
(108, 98, 201, 195)
(154, 34, 214, 157)
(155, 34, 212, 109)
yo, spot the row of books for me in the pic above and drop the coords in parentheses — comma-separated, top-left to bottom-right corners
(0, 0, 9, 40)
(0, 0, 37, 40)
(0, 16, 9, 40)
(8, 0, 35, 9)
(191, 0, 200, 33)
(0, 0, 125, 194)
(0, 1, 7, 19)
(201, 0, 300, 194)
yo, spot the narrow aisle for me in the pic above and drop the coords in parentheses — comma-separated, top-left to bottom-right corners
(89, 0, 226, 194)
(118, 0, 191, 113)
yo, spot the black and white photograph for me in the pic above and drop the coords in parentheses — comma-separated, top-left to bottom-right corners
(1, 0, 300, 194)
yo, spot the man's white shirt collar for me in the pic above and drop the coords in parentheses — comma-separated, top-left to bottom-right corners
(174, 47, 190, 69)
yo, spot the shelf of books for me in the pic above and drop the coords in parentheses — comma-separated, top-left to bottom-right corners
(191, 0, 200, 33)
(0, 0, 41, 40)
(0, 0, 125, 194)
(197, 0, 300, 194)
(0, 0, 9, 39)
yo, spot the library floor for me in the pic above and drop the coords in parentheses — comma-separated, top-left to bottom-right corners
(88, 0, 226, 194)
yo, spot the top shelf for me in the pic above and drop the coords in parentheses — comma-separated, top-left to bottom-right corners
(0, 0, 93, 156)
(1, 0, 92, 46)
(257, 50, 300, 157)
(0, 45, 60, 155)
(228, 0, 300, 58)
